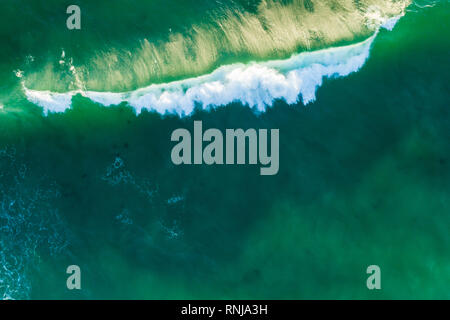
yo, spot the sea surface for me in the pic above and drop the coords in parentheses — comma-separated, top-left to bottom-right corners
(0, 0, 449, 299)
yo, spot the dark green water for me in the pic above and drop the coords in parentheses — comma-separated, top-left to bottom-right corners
(0, 0, 449, 299)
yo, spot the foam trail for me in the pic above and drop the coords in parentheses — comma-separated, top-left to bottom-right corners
(380, 12, 404, 31)
(24, 21, 400, 116)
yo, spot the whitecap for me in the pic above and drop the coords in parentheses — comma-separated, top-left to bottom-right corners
(24, 16, 403, 116)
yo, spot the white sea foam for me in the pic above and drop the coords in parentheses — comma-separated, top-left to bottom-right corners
(0, 146, 68, 300)
(381, 14, 403, 31)
(24, 18, 402, 116)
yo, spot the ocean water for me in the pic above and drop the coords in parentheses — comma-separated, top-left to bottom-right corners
(0, 0, 449, 299)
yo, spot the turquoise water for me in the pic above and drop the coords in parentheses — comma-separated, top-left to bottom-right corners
(0, 0, 449, 299)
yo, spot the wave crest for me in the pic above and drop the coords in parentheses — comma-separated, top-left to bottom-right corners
(24, 29, 383, 115)
(21, 0, 410, 93)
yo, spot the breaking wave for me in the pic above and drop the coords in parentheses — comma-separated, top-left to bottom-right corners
(20, 0, 410, 93)
(24, 16, 402, 116)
